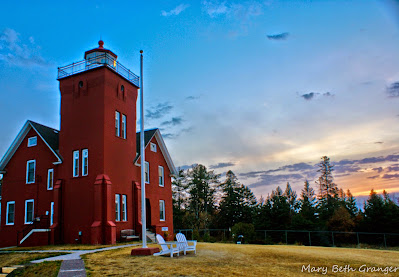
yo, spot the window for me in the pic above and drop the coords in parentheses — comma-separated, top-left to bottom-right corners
(28, 136, 37, 147)
(73, 151, 79, 177)
(26, 160, 36, 184)
(25, 199, 34, 224)
(150, 143, 157, 152)
(115, 194, 120, 221)
(145, 162, 149, 184)
(122, 195, 127, 221)
(47, 169, 54, 190)
(121, 114, 126, 139)
(50, 202, 54, 226)
(6, 201, 15, 225)
(159, 166, 164, 187)
(115, 111, 120, 137)
(82, 149, 88, 176)
(159, 200, 165, 221)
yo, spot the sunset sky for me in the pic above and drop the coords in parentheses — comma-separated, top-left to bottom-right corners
(0, 0, 398, 205)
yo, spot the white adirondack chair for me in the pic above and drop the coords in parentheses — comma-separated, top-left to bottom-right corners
(153, 234, 180, 257)
(176, 232, 197, 255)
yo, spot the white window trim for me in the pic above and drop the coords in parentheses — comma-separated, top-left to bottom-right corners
(26, 160, 36, 184)
(115, 111, 120, 137)
(25, 199, 34, 224)
(50, 202, 54, 226)
(82, 149, 88, 176)
(6, 201, 15, 225)
(122, 195, 127, 221)
(159, 166, 164, 187)
(73, 150, 79, 177)
(115, 194, 121, 221)
(145, 161, 150, 184)
(150, 142, 157, 152)
(27, 136, 37, 147)
(159, 200, 165, 221)
(47, 168, 54, 190)
(122, 114, 126, 139)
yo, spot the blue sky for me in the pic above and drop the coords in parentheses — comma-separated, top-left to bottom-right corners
(1, 0, 399, 202)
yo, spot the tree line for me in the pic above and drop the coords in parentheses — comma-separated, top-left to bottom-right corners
(172, 156, 399, 237)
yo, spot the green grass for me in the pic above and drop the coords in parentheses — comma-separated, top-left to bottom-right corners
(83, 243, 399, 276)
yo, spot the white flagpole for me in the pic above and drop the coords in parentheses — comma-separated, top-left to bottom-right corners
(140, 50, 147, 248)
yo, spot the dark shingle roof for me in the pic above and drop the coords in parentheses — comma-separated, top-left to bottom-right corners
(29, 120, 60, 153)
(135, 128, 158, 161)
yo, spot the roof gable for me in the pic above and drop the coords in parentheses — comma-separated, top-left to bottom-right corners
(135, 129, 177, 176)
(0, 120, 62, 172)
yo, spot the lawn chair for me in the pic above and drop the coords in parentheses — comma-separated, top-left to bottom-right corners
(153, 234, 180, 258)
(176, 232, 197, 255)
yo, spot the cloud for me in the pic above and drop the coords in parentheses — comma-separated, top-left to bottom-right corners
(387, 82, 399, 97)
(210, 162, 236, 169)
(161, 117, 184, 127)
(161, 126, 193, 140)
(357, 154, 399, 164)
(202, 1, 229, 17)
(0, 28, 49, 67)
(202, 1, 263, 23)
(186, 95, 200, 101)
(163, 133, 177, 139)
(178, 164, 198, 170)
(301, 92, 317, 100)
(146, 103, 173, 119)
(161, 4, 190, 16)
(387, 165, 399, 172)
(249, 173, 304, 188)
(373, 167, 383, 173)
(267, 32, 289, 40)
(300, 91, 334, 100)
(382, 173, 399, 179)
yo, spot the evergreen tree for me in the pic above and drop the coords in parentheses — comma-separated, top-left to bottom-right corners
(345, 189, 358, 218)
(269, 186, 291, 230)
(292, 180, 317, 230)
(316, 156, 339, 222)
(172, 169, 187, 230)
(284, 182, 298, 212)
(217, 170, 257, 229)
(186, 164, 219, 228)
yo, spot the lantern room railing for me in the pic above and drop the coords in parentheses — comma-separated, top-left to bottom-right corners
(57, 53, 140, 87)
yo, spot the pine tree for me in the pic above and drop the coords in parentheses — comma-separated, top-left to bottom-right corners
(186, 164, 219, 229)
(269, 186, 291, 230)
(217, 170, 257, 229)
(316, 156, 339, 222)
(172, 169, 187, 229)
(284, 182, 297, 212)
(345, 189, 358, 218)
(292, 180, 317, 230)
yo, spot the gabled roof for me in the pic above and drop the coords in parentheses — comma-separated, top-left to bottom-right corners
(0, 120, 62, 172)
(134, 128, 177, 176)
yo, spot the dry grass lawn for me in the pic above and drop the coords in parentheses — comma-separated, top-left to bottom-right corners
(7, 261, 61, 277)
(83, 243, 399, 276)
(0, 252, 63, 267)
(3, 241, 134, 251)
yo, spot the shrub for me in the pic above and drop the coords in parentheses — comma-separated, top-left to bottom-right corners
(231, 222, 255, 244)
(193, 229, 200, 241)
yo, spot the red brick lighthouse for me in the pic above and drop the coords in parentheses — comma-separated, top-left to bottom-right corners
(0, 41, 176, 247)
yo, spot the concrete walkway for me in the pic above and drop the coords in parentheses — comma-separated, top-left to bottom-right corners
(0, 243, 142, 276)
